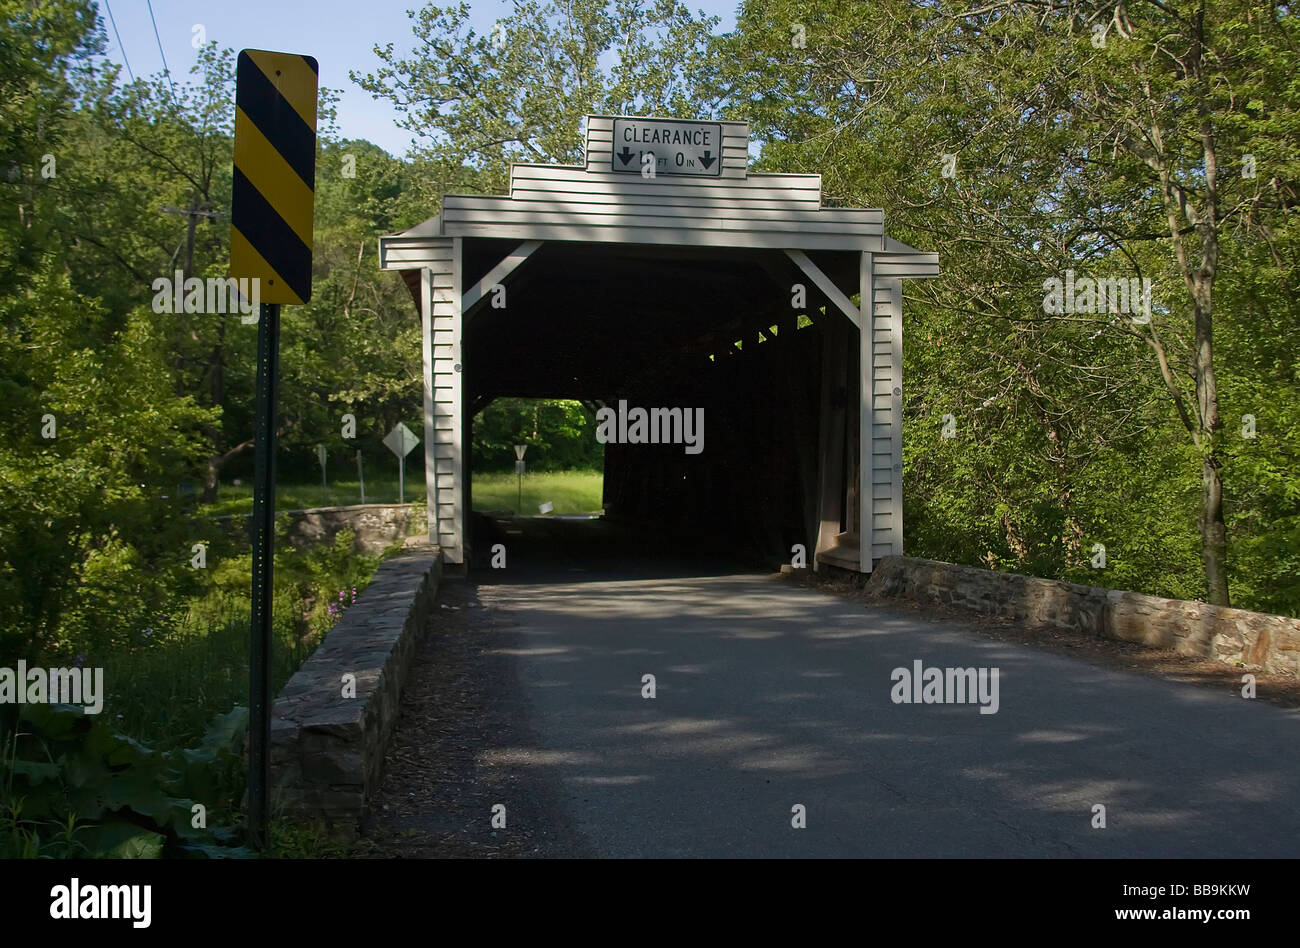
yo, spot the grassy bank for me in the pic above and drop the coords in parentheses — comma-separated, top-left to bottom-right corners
(470, 469, 603, 515)
(2, 527, 389, 858)
(201, 474, 425, 517)
(201, 469, 605, 518)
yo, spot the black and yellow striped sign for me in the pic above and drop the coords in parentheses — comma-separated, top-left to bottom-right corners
(231, 49, 318, 305)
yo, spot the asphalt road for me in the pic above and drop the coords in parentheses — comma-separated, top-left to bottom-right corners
(470, 517, 1300, 858)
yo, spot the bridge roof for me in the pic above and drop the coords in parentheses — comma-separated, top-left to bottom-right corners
(380, 115, 939, 274)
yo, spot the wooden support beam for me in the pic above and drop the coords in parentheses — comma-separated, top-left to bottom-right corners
(814, 317, 846, 569)
(785, 249, 860, 329)
(461, 239, 542, 319)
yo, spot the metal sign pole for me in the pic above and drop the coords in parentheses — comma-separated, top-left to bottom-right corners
(248, 301, 280, 851)
(515, 444, 526, 513)
(231, 48, 316, 852)
(383, 422, 420, 509)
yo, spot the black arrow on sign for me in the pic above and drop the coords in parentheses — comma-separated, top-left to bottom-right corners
(617, 146, 635, 166)
(699, 150, 716, 169)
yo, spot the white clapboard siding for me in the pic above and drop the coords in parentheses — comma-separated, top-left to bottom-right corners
(383, 241, 452, 268)
(866, 279, 904, 561)
(877, 238, 940, 278)
(418, 237, 464, 564)
(875, 255, 940, 278)
(513, 162, 819, 196)
(441, 206, 882, 235)
(510, 188, 820, 212)
(443, 221, 882, 252)
(444, 194, 881, 227)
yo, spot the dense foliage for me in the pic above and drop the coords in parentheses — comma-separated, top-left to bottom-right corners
(705, 0, 1299, 612)
(0, 0, 1297, 842)
(474, 398, 603, 472)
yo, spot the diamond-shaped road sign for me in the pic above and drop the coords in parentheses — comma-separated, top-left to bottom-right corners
(383, 422, 420, 458)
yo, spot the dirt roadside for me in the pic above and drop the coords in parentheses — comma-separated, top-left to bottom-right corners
(359, 578, 593, 858)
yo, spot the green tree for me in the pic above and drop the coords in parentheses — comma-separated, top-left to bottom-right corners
(473, 398, 602, 471)
(0, 0, 101, 289)
(714, 0, 1299, 607)
(0, 266, 213, 658)
(352, 0, 720, 192)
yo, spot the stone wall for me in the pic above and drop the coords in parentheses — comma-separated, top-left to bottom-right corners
(270, 538, 443, 831)
(865, 555, 1300, 677)
(1103, 589, 1300, 674)
(216, 503, 426, 554)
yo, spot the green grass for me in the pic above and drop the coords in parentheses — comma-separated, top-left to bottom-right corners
(471, 469, 603, 515)
(200, 469, 605, 518)
(102, 596, 316, 751)
(104, 528, 387, 751)
(200, 475, 425, 517)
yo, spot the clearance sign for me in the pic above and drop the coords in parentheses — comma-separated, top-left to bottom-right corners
(230, 49, 318, 305)
(611, 117, 722, 177)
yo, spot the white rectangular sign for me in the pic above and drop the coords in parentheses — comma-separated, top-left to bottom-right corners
(611, 118, 722, 177)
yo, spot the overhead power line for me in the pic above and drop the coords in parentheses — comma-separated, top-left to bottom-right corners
(146, 0, 176, 96)
(103, 0, 135, 83)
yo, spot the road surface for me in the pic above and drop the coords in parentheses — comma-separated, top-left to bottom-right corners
(375, 516, 1300, 858)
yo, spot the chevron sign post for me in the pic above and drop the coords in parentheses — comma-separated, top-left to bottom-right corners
(231, 49, 318, 305)
(230, 48, 318, 852)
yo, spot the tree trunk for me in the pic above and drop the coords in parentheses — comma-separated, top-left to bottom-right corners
(201, 313, 228, 504)
(1201, 452, 1230, 606)
(203, 455, 221, 504)
(203, 438, 255, 504)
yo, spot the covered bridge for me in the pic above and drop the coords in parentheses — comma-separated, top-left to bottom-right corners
(378, 115, 938, 572)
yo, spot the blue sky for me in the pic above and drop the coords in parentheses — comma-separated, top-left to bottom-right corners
(95, 0, 742, 157)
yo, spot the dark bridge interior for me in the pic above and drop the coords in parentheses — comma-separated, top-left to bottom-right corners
(459, 238, 860, 569)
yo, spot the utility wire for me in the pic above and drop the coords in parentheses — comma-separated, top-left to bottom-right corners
(146, 0, 176, 96)
(103, 0, 135, 83)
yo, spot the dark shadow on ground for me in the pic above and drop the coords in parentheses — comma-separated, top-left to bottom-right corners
(469, 511, 765, 583)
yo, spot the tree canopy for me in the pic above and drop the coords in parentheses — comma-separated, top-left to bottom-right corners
(2, 0, 1297, 668)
